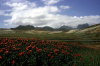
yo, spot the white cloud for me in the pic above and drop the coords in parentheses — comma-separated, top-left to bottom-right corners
(5, 1, 36, 11)
(60, 5, 70, 9)
(0, 10, 5, 15)
(3, 0, 100, 28)
(42, 0, 60, 5)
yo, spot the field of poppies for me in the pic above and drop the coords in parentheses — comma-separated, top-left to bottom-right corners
(0, 38, 100, 66)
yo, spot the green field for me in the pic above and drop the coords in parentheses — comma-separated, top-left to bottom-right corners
(0, 30, 100, 40)
(0, 30, 100, 66)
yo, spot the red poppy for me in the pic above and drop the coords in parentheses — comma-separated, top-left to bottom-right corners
(48, 54, 51, 57)
(54, 49, 59, 54)
(62, 50, 70, 55)
(27, 50, 32, 55)
(0, 49, 3, 53)
(50, 56, 54, 59)
(73, 54, 81, 57)
(32, 46, 36, 49)
(4, 50, 9, 54)
(18, 52, 25, 56)
(36, 48, 42, 53)
(26, 46, 31, 50)
(0, 56, 2, 60)
(11, 60, 15, 64)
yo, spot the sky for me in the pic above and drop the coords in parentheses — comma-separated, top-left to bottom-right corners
(0, 0, 100, 28)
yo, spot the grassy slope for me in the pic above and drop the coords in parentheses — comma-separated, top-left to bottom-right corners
(0, 30, 100, 40)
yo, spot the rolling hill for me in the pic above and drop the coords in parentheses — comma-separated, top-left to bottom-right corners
(79, 24, 100, 33)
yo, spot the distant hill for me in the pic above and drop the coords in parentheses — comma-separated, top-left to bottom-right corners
(79, 24, 100, 33)
(0, 28, 10, 30)
(77, 23, 89, 29)
(58, 25, 73, 31)
(66, 24, 100, 33)
(11, 25, 74, 31)
(11, 25, 35, 30)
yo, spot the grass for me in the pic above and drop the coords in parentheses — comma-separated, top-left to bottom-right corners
(0, 30, 100, 40)
(0, 30, 100, 66)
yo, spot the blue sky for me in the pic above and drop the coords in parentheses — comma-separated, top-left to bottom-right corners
(0, 0, 100, 28)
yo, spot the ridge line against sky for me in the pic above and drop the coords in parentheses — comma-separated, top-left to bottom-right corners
(0, 0, 100, 28)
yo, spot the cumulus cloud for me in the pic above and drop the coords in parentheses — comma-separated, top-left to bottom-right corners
(0, 10, 5, 15)
(60, 5, 70, 9)
(42, 0, 60, 5)
(3, 0, 100, 28)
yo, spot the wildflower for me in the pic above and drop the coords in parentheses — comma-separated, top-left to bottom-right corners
(18, 52, 25, 56)
(73, 54, 81, 57)
(50, 56, 54, 59)
(26, 46, 31, 50)
(62, 50, 66, 54)
(4, 50, 9, 54)
(0, 56, 2, 60)
(62, 50, 70, 55)
(48, 54, 51, 57)
(0, 49, 3, 53)
(36, 48, 42, 53)
(54, 49, 59, 54)
(11, 60, 15, 64)
(27, 50, 32, 55)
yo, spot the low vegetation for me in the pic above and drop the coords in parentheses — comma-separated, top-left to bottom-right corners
(0, 38, 99, 66)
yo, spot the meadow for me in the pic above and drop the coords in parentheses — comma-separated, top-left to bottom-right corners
(0, 30, 100, 66)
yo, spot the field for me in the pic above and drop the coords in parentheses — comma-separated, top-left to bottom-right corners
(0, 30, 100, 66)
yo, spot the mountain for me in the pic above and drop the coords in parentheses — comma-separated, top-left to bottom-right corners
(79, 24, 100, 33)
(66, 24, 100, 33)
(58, 25, 73, 31)
(11, 25, 35, 30)
(77, 23, 89, 29)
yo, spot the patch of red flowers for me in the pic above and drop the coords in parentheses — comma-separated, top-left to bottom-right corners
(18, 52, 25, 56)
(0, 38, 86, 65)
(54, 49, 59, 54)
(36, 48, 42, 53)
(0, 56, 3, 60)
(73, 54, 81, 57)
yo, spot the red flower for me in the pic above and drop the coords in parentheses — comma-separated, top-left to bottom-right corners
(18, 52, 25, 56)
(73, 54, 81, 57)
(54, 49, 59, 54)
(27, 50, 32, 55)
(62, 50, 70, 55)
(36, 48, 42, 53)
(11, 60, 15, 64)
(48, 54, 51, 57)
(0, 56, 2, 60)
(26, 46, 31, 50)
(50, 56, 54, 59)
(32, 46, 36, 49)
(0, 49, 3, 53)
(62, 50, 66, 54)
(4, 50, 9, 54)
